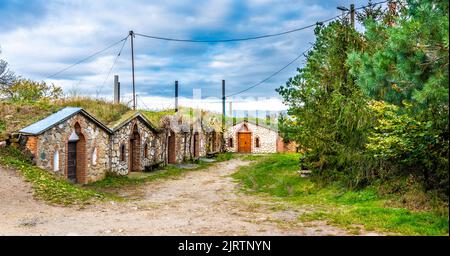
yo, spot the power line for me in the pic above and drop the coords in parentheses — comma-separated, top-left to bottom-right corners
(46, 36, 128, 79)
(355, 0, 390, 11)
(226, 45, 312, 98)
(134, 16, 339, 43)
(97, 35, 129, 96)
(137, 94, 152, 110)
(133, 0, 390, 43)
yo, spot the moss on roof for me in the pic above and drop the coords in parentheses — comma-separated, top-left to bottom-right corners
(0, 97, 130, 139)
(141, 109, 176, 128)
(107, 110, 139, 129)
(1, 98, 226, 141)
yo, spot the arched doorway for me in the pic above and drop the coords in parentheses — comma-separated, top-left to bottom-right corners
(67, 123, 86, 183)
(209, 131, 216, 153)
(238, 123, 252, 153)
(193, 132, 200, 157)
(129, 124, 141, 172)
(167, 130, 176, 164)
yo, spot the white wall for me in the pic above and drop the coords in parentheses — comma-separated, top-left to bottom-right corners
(224, 122, 279, 153)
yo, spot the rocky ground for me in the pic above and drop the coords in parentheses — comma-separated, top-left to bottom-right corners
(0, 159, 379, 236)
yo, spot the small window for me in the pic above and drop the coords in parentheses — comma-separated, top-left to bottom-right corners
(53, 150, 59, 172)
(120, 144, 126, 162)
(255, 137, 260, 148)
(92, 148, 98, 165)
(228, 138, 233, 147)
(144, 143, 149, 158)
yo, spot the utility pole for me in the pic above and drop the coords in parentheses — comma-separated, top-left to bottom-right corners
(114, 75, 120, 104)
(175, 80, 179, 112)
(221, 80, 226, 152)
(350, 4, 355, 28)
(222, 80, 226, 131)
(337, 4, 355, 28)
(130, 30, 136, 110)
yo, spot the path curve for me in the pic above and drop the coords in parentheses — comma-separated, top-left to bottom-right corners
(0, 159, 359, 235)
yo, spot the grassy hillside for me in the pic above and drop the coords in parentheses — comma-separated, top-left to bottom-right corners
(0, 98, 227, 139)
(142, 109, 176, 128)
(0, 97, 131, 140)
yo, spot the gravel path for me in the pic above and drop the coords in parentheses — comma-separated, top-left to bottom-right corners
(0, 159, 372, 236)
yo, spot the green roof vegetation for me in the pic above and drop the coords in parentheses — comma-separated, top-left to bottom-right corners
(0, 97, 130, 140)
(0, 97, 228, 141)
(141, 109, 176, 129)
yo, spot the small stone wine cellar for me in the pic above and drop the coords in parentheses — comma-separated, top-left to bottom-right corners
(224, 120, 285, 153)
(18, 107, 112, 184)
(18, 107, 223, 184)
(162, 115, 223, 164)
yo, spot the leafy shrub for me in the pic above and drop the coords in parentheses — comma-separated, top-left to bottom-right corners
(366, 101, 448, 195)
(1, 79, 62, 102)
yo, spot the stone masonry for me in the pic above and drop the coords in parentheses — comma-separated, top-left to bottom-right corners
(225, 121, 281, 153)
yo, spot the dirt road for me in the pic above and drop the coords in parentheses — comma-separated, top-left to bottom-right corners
(0, 159, 364, 236)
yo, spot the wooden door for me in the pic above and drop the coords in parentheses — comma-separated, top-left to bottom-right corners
(238, 132, 251, 153)
(168, 132, 176, 164)
(67, 142, 77, 182)
(193, 133, 200, 157)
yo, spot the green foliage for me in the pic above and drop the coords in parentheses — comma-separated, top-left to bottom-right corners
(277, 20, 371, 187)
(57, 97, 130, 125)
(279, 0, 449, 196)
(1, 79, 63, 102)
(349, 0, 449, 109)
(0, 146, 106, 205)
(233, 154, 449, 235)
(0, 119, 5, 132)
(347, 0, 449, 194)
(141, 109, 176, 128)
(366, 101, 448, 194)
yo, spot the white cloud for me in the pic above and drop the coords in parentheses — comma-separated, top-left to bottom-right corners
(0, 0, 348, 113)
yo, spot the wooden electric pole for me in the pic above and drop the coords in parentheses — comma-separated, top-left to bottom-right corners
(350, 4, 355, 28)
(175, 80, 179, 112)
(130, 30, 136, 110)
(222, 80, 226, 131)
(221, 80, 226, 152)
(337, 4, 355, 28)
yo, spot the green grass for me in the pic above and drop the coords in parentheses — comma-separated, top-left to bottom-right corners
(141, 109, 176, 129)
(89, 152, 236, 189)
(0, 146, 110, 205)
(0, 98, 130, 139)
(232, 153, 449, 236)
(57, 97, 130, 125)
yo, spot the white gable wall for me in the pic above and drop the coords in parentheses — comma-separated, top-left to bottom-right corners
(225, 122, 279, 153)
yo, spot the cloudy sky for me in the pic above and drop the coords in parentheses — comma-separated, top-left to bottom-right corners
(0, 0, 372, 113)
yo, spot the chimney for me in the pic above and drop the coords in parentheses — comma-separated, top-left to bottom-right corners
(114, 75, 120, 104)
(175, 80, 179, 112)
